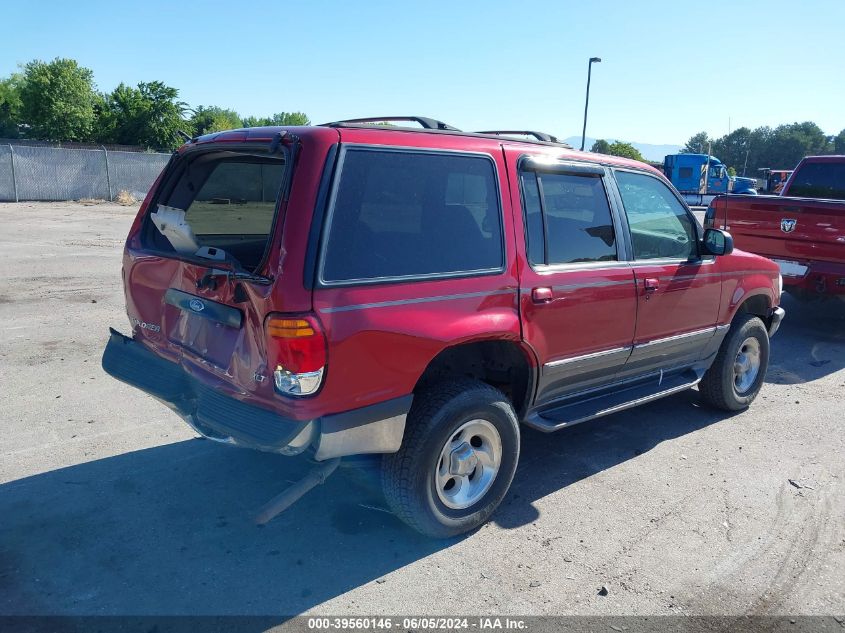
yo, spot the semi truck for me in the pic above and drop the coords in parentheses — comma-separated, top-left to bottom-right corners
(664, 153, 757, 206)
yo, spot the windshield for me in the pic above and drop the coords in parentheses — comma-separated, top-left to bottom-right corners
(148, 151, 286, 271)
(787, 162, 845, 200)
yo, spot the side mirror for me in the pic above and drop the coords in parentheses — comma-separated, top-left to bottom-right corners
(703, 228, 734, 256)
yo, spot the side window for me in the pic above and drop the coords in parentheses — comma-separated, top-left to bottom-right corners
(520, 172, 545, 265)
(322, 149, 503, 283)
(521, 170, 617, 265)
(615, 170, 698, 261)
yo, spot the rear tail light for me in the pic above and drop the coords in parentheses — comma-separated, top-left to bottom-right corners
(266, 314, 326, 397)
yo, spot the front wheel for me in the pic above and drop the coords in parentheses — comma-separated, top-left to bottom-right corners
(381, 379, 520, 538)
(699, 313, 770, 411)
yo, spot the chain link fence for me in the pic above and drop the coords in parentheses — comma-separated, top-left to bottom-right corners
(0, 144, 170, 202)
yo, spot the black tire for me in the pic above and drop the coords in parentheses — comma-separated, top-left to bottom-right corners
(381, 379, 520, 538)
(699, 313, 770, 411)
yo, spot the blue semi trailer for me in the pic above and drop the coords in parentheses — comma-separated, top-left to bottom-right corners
(663, 153, 757, 205)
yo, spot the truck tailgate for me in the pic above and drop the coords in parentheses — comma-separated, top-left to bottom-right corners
(714, 195, 845, 264)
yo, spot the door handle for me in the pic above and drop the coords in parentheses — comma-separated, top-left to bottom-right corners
(531, 287, 554, 304)
(644, 278, 660, 293)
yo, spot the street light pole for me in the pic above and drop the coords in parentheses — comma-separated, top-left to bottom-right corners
(580, 57, 601, 151)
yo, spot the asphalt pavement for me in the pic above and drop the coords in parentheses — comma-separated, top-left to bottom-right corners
(0, 202, 842, 618)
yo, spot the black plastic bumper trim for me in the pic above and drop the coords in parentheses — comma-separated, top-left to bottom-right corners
(101, 329, 413, 456)
(102, 328, 306, 451)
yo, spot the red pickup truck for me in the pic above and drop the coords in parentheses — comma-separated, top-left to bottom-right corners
(707, 155, 845, 300)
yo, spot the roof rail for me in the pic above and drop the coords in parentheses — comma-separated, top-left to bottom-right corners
(475, 130, 561, 143)
(322, 116, 461, 131)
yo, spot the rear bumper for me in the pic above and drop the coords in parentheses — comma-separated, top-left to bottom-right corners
(774, 258, 845, 296)
(102, 329, 411, 459)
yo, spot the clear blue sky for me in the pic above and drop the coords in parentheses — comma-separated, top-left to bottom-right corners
(1, 0, 843, 146)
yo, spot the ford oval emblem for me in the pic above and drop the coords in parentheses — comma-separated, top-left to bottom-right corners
(189, 298, 205, 312)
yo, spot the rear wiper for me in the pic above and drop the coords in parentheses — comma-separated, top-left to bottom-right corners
(193, 245, 273, 289)
(196, 266, 273, 290)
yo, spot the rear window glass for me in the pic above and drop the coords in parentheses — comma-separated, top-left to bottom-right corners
(186, 161, 284, 235)
(322, 149, 503, 282)
(152, 153, 285, 271)
(787, 162, 845, 200)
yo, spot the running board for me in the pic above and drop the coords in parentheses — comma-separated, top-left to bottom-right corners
(524, 371, 702, 433)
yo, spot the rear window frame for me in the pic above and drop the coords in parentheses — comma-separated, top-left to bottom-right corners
(315, 144, 506, 288)
(139, 142, 291, 274)
(517, 155, 630, 272)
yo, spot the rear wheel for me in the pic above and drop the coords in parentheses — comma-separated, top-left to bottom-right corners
(699, 313, 770, 411)
(381, 379, 519, 538)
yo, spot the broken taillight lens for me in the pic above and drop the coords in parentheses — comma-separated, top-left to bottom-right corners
(266, 314, 326, 396)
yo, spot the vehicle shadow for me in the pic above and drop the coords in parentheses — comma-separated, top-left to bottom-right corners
(0, 438, 437, 619)
(495, 388, 734, 529)
(765, 293, 845, 385)
(1, 389, 737, 618)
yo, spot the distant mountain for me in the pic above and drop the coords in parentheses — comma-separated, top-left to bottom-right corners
(563, 136, 682, 163)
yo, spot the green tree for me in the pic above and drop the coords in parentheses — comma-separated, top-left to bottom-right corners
(242, 111, 310, 127)
(590, 139, 611, 154)
(763, 122, 830, 170)
(0, 74, 23, 138)
(97, 81, 187, 149)
(688, 122, 839, 176)
(190, 105, 242, 136)
(19, 58, 99, 141)
(712, 127, 753, 175)
(682, 131, 712, 154)
(834, 129, 845, 154)
(606, 141, 645, 161)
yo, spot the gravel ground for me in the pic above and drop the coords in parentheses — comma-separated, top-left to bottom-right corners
(0, 202, 843, 617)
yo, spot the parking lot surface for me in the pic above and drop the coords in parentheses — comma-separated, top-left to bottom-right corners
(1, 202, 843, 617)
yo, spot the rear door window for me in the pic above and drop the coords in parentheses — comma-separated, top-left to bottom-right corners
(520, 170, 617, 265)
(321, 149, 503, 283)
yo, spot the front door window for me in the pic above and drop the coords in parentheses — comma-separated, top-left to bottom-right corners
(615, 170, 698, 261)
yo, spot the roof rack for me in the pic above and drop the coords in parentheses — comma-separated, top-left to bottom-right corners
(322, 116, 461, 131)
(318, 117, 573, 149)
(475, 130, 560, 143)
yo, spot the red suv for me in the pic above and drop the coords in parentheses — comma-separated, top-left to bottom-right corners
(103, 117, 785, 537)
